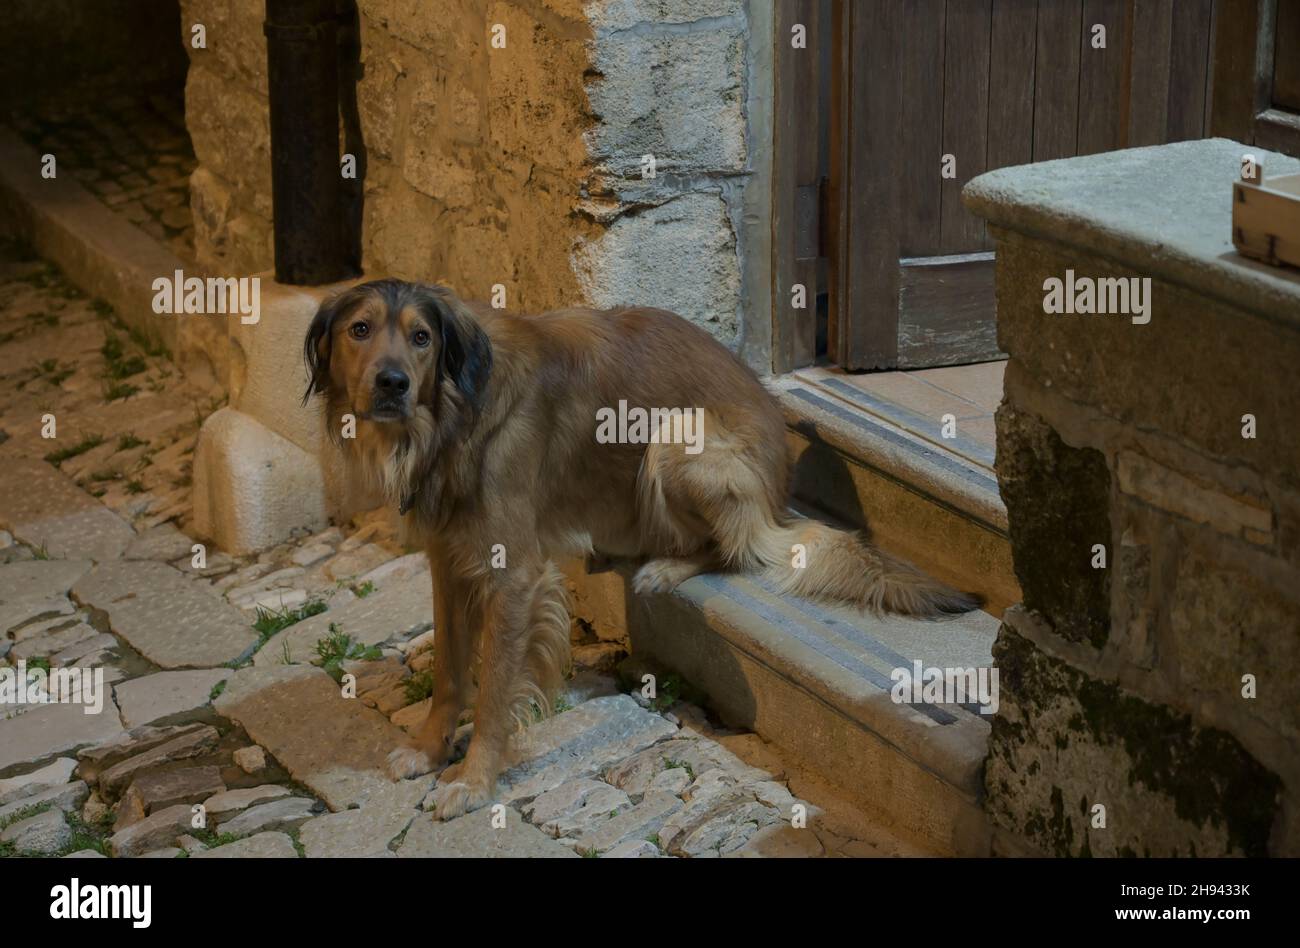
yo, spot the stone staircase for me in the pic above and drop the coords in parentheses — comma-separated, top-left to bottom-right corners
(568, 379, 1017, 856)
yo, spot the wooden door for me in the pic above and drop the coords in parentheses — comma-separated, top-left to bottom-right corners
(774, 0, 1220, 373)
(1211, 0, 1300, 157)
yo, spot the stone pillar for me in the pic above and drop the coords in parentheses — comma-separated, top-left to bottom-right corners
(192, 275, 371, 555)
(965, 140, 1300, 856)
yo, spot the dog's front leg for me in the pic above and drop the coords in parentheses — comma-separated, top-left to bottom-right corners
(428, 561, 541, 820)
(388, 547, 475, 780)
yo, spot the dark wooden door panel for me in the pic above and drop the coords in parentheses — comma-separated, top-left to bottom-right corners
(940, 0, 992, 253)
(1033, 0, 1084, 161)
(899, 0, 946, 258)
(988, 0, 1039, 170)
(1078, 0, 1130, 155)
(1274, 0, 1300, 112)
(1167, 0, 1215, 141)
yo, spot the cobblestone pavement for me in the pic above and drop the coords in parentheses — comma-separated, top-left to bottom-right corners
(6, 84, 196, 262)
(0, 244, 913, 858)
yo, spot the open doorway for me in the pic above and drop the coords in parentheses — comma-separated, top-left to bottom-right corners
(2, 1, 194, 262)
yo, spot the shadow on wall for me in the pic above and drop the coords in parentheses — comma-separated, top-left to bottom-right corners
(0, 0, 188, 109)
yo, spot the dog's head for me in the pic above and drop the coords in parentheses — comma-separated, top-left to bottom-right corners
(303, 279, 492, 435)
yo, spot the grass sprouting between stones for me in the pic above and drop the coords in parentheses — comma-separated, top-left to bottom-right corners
(314, 624, 382, 682)
(404, 668, 435, 705)
(44, 433, 103, 466)
(252, 599, 327, 646)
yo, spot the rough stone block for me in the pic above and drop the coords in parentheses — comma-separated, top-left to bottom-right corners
(986, 614, 1281, 856)
(995, 400, 1111, 647)
(587, 18, 747, 173)
(192, 407, 328, 556)
(572, 192, 740, 344)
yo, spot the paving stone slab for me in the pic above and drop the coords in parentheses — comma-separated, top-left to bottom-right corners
(0, 779, 89, 823)
(11, 621, 96, 660)
(4, 598, 77, 640)
(216, 797, 317, 836)
(75, 723, 208, 782)
(298, 779, 428, 857)
(254, 570, 432, 667)
(0, 458, 135, 563)
(670, 799, 782, 857)
(0, 560, 94, 633)
(1, 808, 71, 854)
(0, 756, 77, 807)
(397, 805, 577, 858)
(602, 839, 661, 858)
(192, 831, 299, 858)
(125, 766, 225, 815)
(201, 783, 291, 819)
(107, 803, 195, 857)
(98, 725, 220, 797)
(0, 699, 126, 773)
(213, 663, 410, 810)
(573, 790, 682, 854)
(72, 560, 258, 668)
(499, 695, 678, 805)
(50, 632, 119, 666)
(523, 777, 634, 839)
(113, 669, 229, 727)
(123, 523, 195, 562)
(11, 610, 81, 642)
(603, 735, 772, 799)
(727, 822, 826, 858)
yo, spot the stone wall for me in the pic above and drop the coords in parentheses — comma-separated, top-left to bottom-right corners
(179, 0, 768, 371)
(966, 141, 1300, 857)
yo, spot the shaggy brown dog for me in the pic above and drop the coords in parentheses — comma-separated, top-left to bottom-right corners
(304, 279, 975, 819)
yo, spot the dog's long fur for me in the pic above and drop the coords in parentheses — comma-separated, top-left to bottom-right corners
(304, 279, 977, 818)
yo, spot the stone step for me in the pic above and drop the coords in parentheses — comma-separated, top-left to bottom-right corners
(568, 561, 1000, 856)
(774, 375, 1019, 616)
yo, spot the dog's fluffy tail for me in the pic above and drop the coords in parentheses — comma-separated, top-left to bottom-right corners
(738, 517, 979, 618)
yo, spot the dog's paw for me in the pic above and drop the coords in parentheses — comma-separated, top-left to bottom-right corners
(428, 779, 491, 821)
(387, 745, 435, 781)
(632, 558, 695, 595)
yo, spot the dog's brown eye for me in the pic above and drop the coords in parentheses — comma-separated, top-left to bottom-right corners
(412, 329, 431, 348)
(349, 322, 370, 340)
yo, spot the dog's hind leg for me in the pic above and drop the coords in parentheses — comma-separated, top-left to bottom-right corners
(388, 548, 477, 780)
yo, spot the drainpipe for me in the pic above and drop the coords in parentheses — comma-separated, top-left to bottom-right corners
(264, 0, 348, 284)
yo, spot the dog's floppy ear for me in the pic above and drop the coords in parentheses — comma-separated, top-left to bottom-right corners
(423, 286, 492, 415)
(302, 287, 357, 404)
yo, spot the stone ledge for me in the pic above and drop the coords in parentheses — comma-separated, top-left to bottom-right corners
(0, 127, 181, 358)
(963, 139, 1300, 326)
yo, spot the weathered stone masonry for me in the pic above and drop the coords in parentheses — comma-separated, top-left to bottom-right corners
(967, 140, 1300, 857)
(180, 0, 767, 387)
